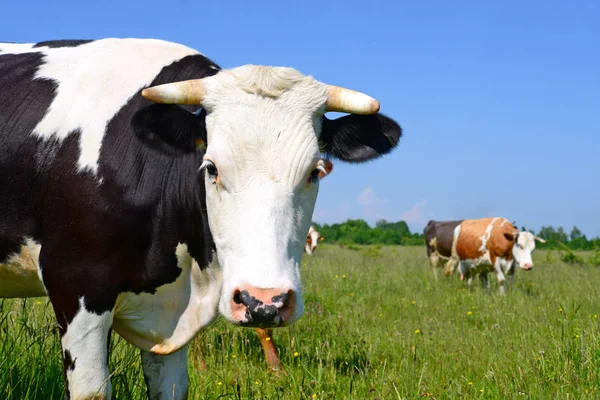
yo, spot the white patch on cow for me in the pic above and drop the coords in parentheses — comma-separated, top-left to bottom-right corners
(0, 237, 46, 298)
(112, 244, 221, 355)
(141, 344, 189, 400)
(451, 224, 461, 259)
(477, 217, 498, 255)
(26, 39, 200, 173)
(0, 43, 38, 54)
(62, 297, 114, 399)
(200, 66, 328, 326)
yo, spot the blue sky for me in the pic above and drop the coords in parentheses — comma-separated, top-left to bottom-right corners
(2, 0, 598, 236)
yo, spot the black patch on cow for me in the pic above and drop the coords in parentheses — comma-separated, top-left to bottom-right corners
(63, 350, 76, 372)
(132, 104, 206, 155)
(0, 236, 23, 264)
(423, 220, 464, 258)
(62, 349, 75, 399)
(320, 113, 402, 162)
(0, 52, 53, 262)
(33, 40, 93, 48)
(0, 45, 220, 326)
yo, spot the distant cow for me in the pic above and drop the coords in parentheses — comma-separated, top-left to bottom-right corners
(425, 218, 545, 293)
(305, 225, 324, 255)
(0, 38, 402, 399)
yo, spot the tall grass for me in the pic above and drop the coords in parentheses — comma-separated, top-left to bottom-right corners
(1, 246, 600, 399)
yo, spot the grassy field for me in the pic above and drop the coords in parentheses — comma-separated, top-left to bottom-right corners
(1, 245, 600, 399)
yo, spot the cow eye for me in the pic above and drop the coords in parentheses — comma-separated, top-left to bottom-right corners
(308, 168, 321, 184)
(201, 160, 219, 179)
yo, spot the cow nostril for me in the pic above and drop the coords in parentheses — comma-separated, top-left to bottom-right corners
(233, 290, 242, 305)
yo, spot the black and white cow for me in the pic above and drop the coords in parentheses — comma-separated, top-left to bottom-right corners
(0, 38, 402, 399)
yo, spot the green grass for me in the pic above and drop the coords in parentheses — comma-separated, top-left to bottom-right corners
(2, 245, 600, 399)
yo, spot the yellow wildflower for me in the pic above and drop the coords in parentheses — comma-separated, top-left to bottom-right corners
(467, 311, 473, 315)
(293, 351, 300, 357)
(217, 382, 222, 386)
(414, 329, 421, 334)
(468, 382, 473, 386)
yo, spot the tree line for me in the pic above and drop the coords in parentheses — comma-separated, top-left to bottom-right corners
(312, 219, 600, 250)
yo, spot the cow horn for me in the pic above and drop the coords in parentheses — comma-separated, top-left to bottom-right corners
(142, 79, 207, 105)
(534, 236, 546, 243)
(325, 85, 380, 115)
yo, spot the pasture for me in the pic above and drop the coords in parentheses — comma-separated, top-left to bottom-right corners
(1, 246, 599, 399)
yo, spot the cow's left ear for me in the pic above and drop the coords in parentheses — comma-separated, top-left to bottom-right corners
(320, 114, 402, 162)
(132, 104, 207, 155)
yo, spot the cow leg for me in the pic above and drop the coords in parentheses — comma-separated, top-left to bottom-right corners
(506, 261, 516, 286)
(141, 345, 189, 400)
(479, 272, 490, 291)
(494, 261, 506, 295)
(56, 297, 114, 400)
(443, 257, 457, 277)
(255, 328, 282, 371)
(429, 252, 440, 280)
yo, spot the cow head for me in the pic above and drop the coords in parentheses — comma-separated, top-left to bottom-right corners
(140, 65, 401, 327)
(305, 225, 323, 255)
(512, 232, 546, 271)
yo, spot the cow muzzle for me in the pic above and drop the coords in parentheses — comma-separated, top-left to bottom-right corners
(230, 287, 296, 327)
(520, 263, 533, 271)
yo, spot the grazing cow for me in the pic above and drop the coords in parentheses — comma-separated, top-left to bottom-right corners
(305, 225, 324, 255)
(423, 219, 463, 277)
(455, 218, 543, 293)
(0, 38, 402, 399)
(425, 218, 545, 292)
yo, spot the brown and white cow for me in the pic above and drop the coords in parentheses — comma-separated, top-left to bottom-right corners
(305, 225, 324, 255)
(455, 217, 544, 293)
(425, 218, 545, 293)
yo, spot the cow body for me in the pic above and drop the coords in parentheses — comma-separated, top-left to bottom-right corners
(425, 218, 542, 293)
(455, 217, 518, 293)
(0, 38, 401, 399)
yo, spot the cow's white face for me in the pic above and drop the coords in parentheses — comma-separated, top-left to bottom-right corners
(512, 232, 538, 270)
(305, 226, 322, 255)
(200, 67, 329, 326)
(141, 63, 402, 328)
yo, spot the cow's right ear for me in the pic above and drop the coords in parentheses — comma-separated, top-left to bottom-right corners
(132, 104, 207, 155)
(504, 232, 518, 242)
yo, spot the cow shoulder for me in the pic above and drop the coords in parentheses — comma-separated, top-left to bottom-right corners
(320, 113, 401, 162)
(488, 219, 518, 259)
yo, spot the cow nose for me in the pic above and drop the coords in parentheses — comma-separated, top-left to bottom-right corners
(521, 263, 533, 271)
(230, 287, 295, 327)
